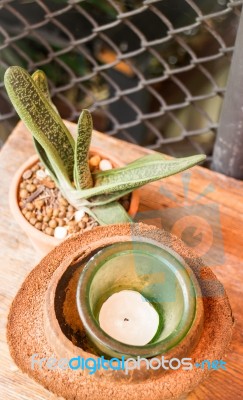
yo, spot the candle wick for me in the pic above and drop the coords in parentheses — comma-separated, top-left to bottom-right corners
(124, 318, 129, 322)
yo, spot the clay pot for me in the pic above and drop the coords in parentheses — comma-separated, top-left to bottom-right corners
(7, 223, 234, 400)
(45, 236, 204, 383)
(9, 149, 140, 255)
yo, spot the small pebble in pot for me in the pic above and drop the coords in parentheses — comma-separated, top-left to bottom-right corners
(34, 199, 44, 209)
(67, 220, 75, 228)
(49, 219, 58, 229)
(45, 227, 54, 236)
(29, 217, 37, 226)
(22, 208, 28, 216)
(53, 209, 59, 217)
(22, 169, 32, 180)
(54, 226, 68, 239)
(59, 197, 68, 206)
(43, 179, 55, 189)
(82, 215, 89, 223)
(33, 178, 39, 185)
(26, 183, 36, 193)
(20, 182, 27, 189)
(57, 218, 65, 227)
(66, 211, 74, 220)
(36, 169, 47, 180)
(73, 225, 80, 233)
(99, 159, 113, 171)
(89, 155, 101, 168)
(31, 164, 39, 172)
(78, 221, 86, 229)
(42, 222, 48, 231)
(26, 202, 34, 211)
(35, 222, 42, 230)
(74, 209, 86, 222)
(25, 211, 32, 221)
(19, 189, 28, 199)
(46, 207, 53, 217)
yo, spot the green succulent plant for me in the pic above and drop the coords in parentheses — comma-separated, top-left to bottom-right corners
(4, 66, 206, 225)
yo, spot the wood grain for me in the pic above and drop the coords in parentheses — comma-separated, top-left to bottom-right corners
(0, 121, 242, 399)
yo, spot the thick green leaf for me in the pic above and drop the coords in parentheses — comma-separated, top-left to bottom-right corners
(31, 70, 59, 182)
(86, 154, 167, 204)
(86, 202, 133, 225)
(74, 109, 93, 189)
(88, 188, 134, 206)
(70, 153, 206, 199)
(32, 70, 58, 113)
(4, 66, 74, 182)
(33, 137, 58, 184)
(120, 153, 166, 165)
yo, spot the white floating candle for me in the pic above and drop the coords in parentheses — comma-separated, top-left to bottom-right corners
(99, 290, 159, 346)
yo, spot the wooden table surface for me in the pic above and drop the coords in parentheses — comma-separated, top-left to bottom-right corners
(0, 121, 243, 400)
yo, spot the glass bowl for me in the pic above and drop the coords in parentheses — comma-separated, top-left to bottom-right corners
(76, 240, 202, 359)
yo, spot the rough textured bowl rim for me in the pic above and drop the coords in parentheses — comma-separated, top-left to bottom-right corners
(76, 240, 202, 358)
(7, 223, 234, 397)
(43, 235, 204, 382)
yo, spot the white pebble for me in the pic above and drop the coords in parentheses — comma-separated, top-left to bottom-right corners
(74, 209, 86, 222)
(36, 169, 47, 180)
(54, 226, 68, 240)
(99, 159, 113, 171)
(45, 168, 51, 176)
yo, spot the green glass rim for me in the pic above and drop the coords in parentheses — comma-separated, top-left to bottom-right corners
(76, 240, 201, 358)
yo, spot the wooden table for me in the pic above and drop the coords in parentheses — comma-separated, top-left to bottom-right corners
(1, 121, 243, 400)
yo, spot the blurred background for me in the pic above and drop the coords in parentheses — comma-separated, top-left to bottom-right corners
(0, 0, 242, 166)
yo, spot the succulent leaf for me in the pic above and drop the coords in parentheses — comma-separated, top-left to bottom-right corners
(74, 109, 93, 189)
(4, 66, 75, 182)
(88, 189, 134, 207)
(70, 154, 206, 199)
(33, 137, 58, 184)
(32, 70, 59, 113)
(86, 202, 133, 225)
(31, 70, 60, 181)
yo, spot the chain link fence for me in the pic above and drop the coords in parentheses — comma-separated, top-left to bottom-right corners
(0, 0, 242, 160)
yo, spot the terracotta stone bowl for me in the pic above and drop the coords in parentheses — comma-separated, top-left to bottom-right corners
(7, 223, 234, 400)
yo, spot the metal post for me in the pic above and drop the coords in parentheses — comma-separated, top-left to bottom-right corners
(212, 9, 243, 179)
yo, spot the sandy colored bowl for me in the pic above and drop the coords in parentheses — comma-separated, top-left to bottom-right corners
(9, 150, 140, 255)
(7, 223, 234, 400)
(44, 237, 204, 383)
